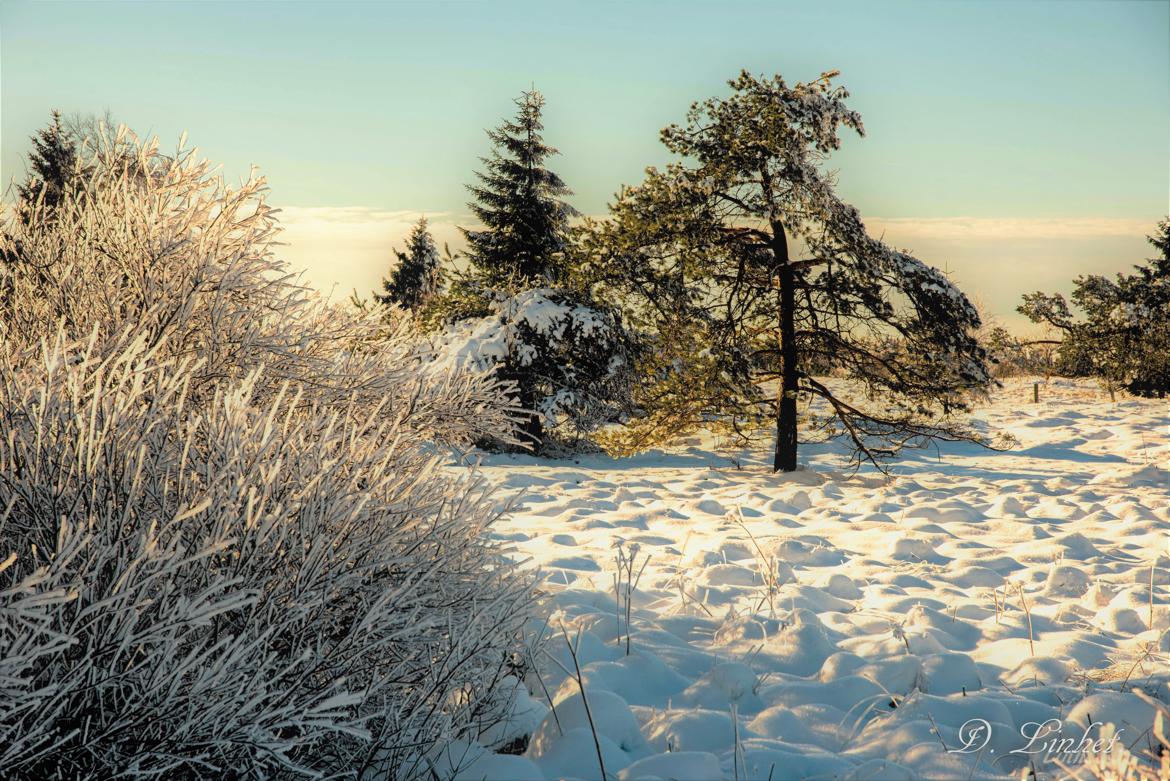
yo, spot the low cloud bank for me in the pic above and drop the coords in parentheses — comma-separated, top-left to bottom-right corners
(277, 207, 468, 302)
(868, 216, 1153, 241)
(277, 208, 1157, 332)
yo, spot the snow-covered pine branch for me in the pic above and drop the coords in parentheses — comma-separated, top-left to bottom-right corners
(430, 287, 633, 447)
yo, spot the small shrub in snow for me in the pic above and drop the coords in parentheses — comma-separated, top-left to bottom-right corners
(432, 287, 633, 450)
(980, 325, 1058, 378)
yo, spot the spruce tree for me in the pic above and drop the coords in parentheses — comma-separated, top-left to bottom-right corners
(585, 71, 991, 471)
(375, 216, 440, 312)
(428, 89, 633, 453)
(3, 111, 80, 298)
(463, 90, 578, 286)
(455, 90, 580, 448)
(16, 111, 79, 222)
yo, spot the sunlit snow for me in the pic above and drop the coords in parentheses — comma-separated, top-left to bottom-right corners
(447, 377, 1168, 780)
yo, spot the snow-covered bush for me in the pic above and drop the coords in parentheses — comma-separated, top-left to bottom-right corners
(0, 130, 534, 778)
(432, 287, 633, 448)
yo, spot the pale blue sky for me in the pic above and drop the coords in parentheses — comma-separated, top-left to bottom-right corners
(2, 0, 1168, 328)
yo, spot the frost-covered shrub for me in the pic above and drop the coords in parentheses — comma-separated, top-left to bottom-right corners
(432, 287, 633, 449)
(0, 128, 515, 440)
(0, 336, 534, 778)
(0, 131, 534, 778)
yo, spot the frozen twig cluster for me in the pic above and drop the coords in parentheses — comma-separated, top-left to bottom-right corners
(612, 541, 649, 655)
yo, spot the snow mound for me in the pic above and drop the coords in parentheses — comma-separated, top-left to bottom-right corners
(1066, 691, 1159, 733)
(529, 689, 647, 759)
(1044, 564, 1091, 597)
(1089, 462, 1168, 488)
(617, 751, 722, 781)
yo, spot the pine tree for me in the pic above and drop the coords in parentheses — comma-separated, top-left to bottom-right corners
(463, 90, 578, 286)
(585, 71, 991, 471)
(16, 111, 79, 222)
(1020, 217, 1170, 397)
(375, 216, 441, 312)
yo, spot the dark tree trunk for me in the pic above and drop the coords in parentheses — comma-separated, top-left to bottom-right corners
(772, 224, 799, 472)
(517, 378, 544, 452)
(520, 412, 543, 452)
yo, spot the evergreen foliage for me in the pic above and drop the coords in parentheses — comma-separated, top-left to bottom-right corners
(463, 90, 579, 286)
(15, 111, 79, 221)
(375, 216, 441, 312)
(433, 286, 634, 449)
(583, 71, 991, 471)
(1019, 218, 1170, 397)
(426, 90, 630, 451)
(980, 326, 1058, 378)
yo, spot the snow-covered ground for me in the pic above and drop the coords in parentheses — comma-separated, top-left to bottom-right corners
(446, 378, 1169, 780)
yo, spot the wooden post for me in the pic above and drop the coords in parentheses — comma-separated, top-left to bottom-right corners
(1033, 382, 1039, 404)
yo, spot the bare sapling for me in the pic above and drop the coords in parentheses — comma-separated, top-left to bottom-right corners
(1016, 582, 1036, 657)
(732, 703, 743, 781)
(1151, 561, 1157, 632)
(667, 533, 714, 618)
(525, 617, 562, 736)
(561, 624, 609, 781)
(613, 541, 650, 655)
(735, 511, 783, 617)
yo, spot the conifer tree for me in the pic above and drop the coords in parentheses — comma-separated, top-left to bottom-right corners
(463, 90, 578, 286)
(428, 90, 631, 453)
(584, 71, 991, 471)
(1020, 217, 1170, 397)
(375, 216, 441, 312)
(3, 111, 81, 302)
(16, 111, 79, 222)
